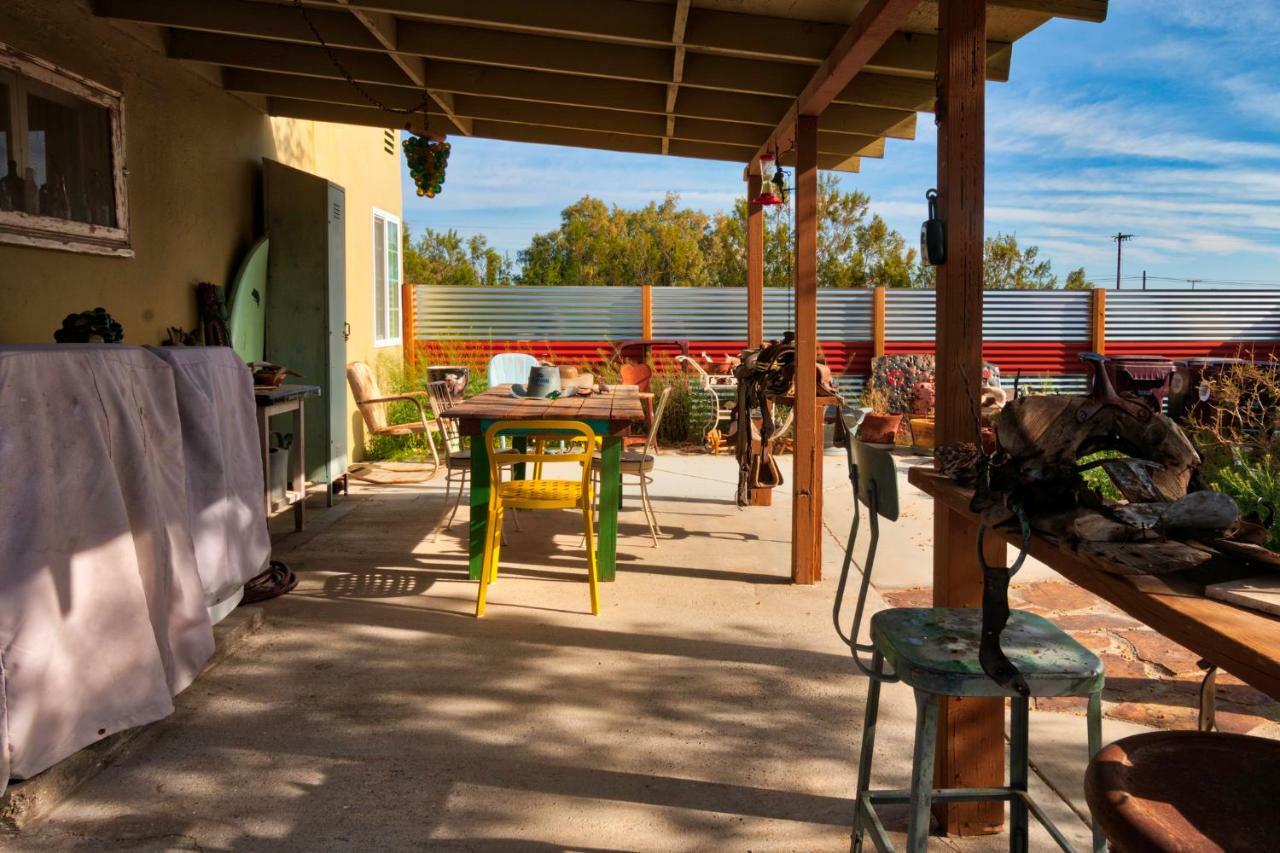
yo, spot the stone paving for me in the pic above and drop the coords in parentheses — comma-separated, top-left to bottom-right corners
(883, 580, 1280, 734)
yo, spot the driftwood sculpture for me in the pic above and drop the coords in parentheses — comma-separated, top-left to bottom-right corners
(947, 354, 1241, 694)
(975, 354, 1202, 527)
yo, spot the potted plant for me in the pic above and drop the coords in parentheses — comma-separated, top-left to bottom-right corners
(857, 386, 901, 446)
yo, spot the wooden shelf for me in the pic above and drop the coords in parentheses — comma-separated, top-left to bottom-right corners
(909, 466, 1280, 700)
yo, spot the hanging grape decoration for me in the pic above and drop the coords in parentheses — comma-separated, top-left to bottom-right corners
(404, 134, 451, 198)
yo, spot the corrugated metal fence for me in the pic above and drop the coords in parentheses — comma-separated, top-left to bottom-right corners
(410, 285, 1280, 390)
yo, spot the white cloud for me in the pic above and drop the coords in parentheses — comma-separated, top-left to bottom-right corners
(988, 97, 1280, 163)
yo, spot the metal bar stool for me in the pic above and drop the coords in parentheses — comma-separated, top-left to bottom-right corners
(833, 436, 1106, 853)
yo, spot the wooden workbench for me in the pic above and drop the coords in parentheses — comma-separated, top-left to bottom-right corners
(909, 466, 1280, 700)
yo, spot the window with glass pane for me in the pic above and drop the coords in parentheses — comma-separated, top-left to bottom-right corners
(373, 211, 402, 345)
(374, 214, 388, 342)
(387, 220, 400, 337)
(0, 42, 128, 255)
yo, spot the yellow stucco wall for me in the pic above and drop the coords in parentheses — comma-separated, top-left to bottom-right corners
(0, 0, 403, 462)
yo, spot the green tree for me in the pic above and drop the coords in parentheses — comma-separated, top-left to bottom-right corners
(983, 233, 1059, 290)
(1064, 267, 1092, 290)
(402, 222, 513, 286)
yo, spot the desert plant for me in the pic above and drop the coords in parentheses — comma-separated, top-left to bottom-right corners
(1182, 355, 1280, 549)
(1209, 448, 1280, 551)
(859, 383, 893, 414)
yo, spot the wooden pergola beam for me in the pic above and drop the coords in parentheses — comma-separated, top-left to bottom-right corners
(333, 0, 471, 135)
(746, 173, 764, 349)
(663, 0, 691, 155)
(96, 0, 1015, 96)
(227, 69, 886, 159)
(263, 96, 862, 171)
(790, 113, 821, 585)
(310, 0, 1109, 49)
(199, 39, 913, 141)
(932, 0, 1005, 837)
(751, 0, 921, 171)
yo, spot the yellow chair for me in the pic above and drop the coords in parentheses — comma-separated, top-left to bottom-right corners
(476, 420, 600, 617)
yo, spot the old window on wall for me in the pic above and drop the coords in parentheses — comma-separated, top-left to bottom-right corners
(0, 41, 130, 257)
(373, 209, 402, 346)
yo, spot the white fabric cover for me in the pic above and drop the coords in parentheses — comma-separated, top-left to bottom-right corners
(148, 346, 270, 605)
(0, 346, 213, 789)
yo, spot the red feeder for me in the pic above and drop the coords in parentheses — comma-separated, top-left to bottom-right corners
(752, 153, 784, 206)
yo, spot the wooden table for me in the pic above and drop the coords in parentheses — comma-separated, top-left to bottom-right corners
(447, 385, 645, 582)
(255, 384, 321, 531)
(909, 467, 1280, 700)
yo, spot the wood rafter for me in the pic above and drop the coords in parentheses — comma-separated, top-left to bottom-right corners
(662, 0, 690, 155)
(222, 68, 907, 156)
(91, 0, 1108, 169)
(96, 0, 1015, 90)
(306, 0, 1108, 46)
(333, 0, 470, 134)
(750, 0, 921, 172)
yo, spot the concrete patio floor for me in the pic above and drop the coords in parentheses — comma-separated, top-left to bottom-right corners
(13, 449, 1169, 851)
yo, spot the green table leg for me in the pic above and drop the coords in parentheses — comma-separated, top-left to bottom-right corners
(468, 432, 490, 581)
(597, 433, 622, 582)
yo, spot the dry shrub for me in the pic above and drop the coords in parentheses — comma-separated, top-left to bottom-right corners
(1184, 354, 1280, 549)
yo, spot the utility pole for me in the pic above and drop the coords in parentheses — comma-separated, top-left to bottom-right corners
(1142, 270, 1147, 291)
(1112, 232, 1134, 290)
(1187, 278, 1202, 291)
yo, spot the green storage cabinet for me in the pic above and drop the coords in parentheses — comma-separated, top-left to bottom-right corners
(263, 158, 348, 499)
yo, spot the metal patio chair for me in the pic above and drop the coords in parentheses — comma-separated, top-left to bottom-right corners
(425, 380, 471, 532)
(347, 361, 439, 472)
(592, 386, 672, 547)
(475, 420, 600, 618)
(486, 352, 541, 388)
(833, 435, 1105, 853)
(674, 354, 736, 452)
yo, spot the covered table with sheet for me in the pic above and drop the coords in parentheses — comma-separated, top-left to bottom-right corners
(0, 344, 270, 792)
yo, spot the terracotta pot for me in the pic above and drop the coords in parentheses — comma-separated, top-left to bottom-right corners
(858, 413, 902, 445)
(909, 416, 935, 451)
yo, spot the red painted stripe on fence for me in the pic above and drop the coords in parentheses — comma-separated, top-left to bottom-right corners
(1104, 341, 1280, 360)
(415, 339, 1280, 379)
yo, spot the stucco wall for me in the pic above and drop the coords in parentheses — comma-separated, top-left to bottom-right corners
(0, 0, 403, 461)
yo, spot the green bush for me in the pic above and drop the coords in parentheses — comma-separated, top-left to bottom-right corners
(1077, 450, 1125, 502)
(1203, 449, 1280, 551)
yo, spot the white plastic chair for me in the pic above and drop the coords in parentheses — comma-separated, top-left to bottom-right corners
(487, 353, 541, 388)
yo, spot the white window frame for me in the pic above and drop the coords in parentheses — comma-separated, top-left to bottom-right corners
(0, 40, 131, 257)
(372, 208, 402, 347)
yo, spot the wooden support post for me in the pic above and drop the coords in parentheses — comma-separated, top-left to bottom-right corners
(747, 173, 765, 349)
(402, 282, 416, 370)
(1091, 287, 1106, 355)
(641, 283, 654, 340)
(790, 114, 821, 585)
(872, 285, 886, 357)
(933, 0, 1003, 836)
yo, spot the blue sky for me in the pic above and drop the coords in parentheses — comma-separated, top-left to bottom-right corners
(402, 1, 1280, 288)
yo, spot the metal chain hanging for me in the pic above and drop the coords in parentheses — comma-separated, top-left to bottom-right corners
(291, 0, 434, 123)
(291, 0, 451, 197)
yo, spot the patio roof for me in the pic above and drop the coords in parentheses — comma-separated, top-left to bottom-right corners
(92, 0, 1105, 172)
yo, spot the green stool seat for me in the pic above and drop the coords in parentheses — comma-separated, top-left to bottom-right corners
(872, 608, 1104, 698)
